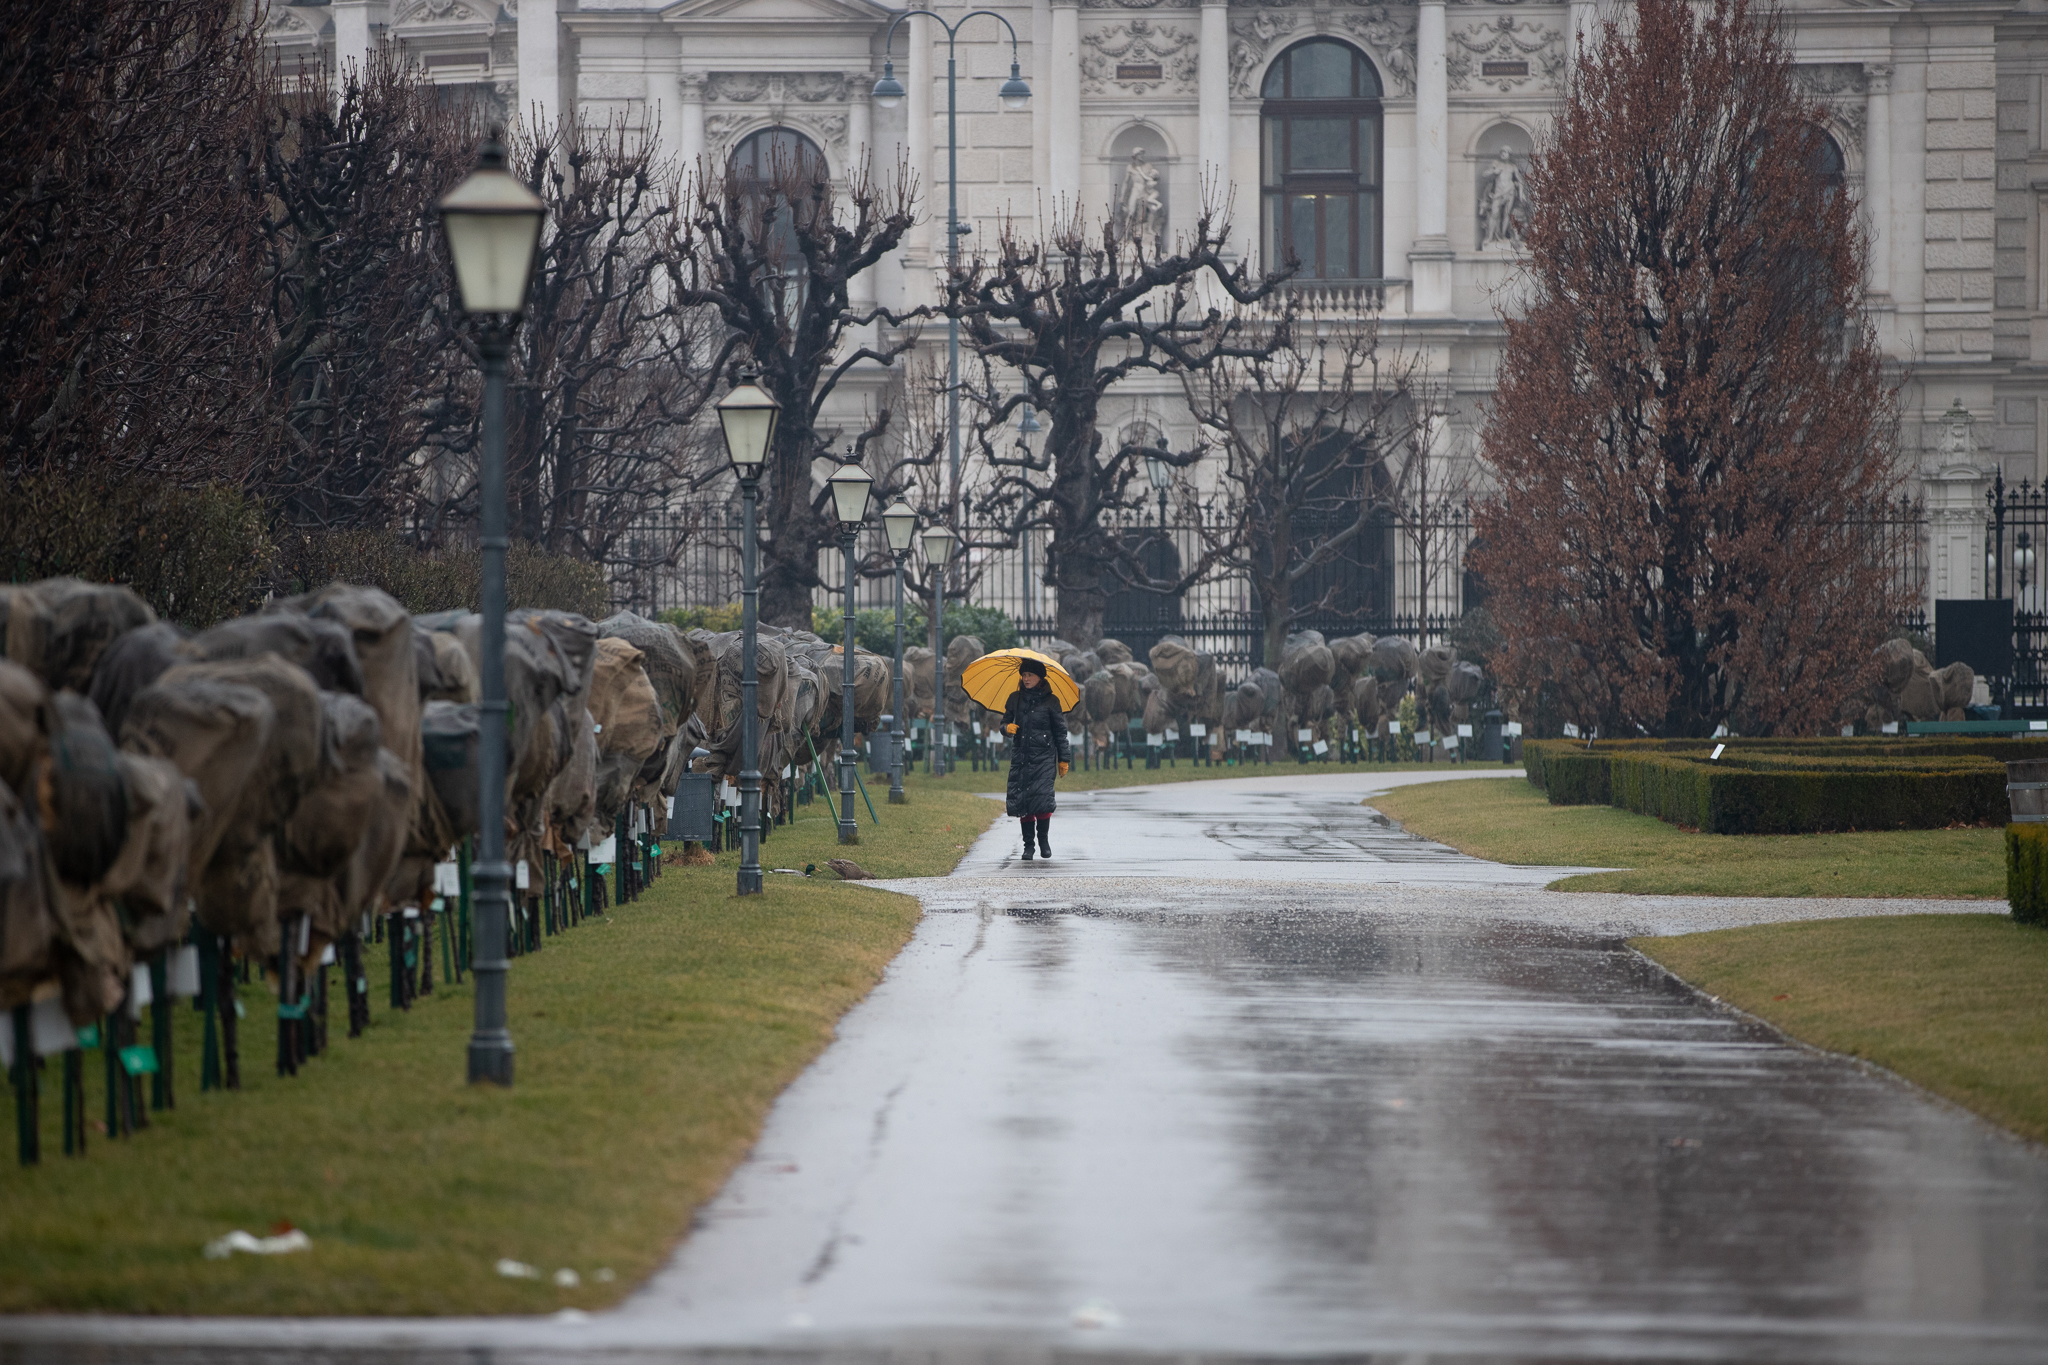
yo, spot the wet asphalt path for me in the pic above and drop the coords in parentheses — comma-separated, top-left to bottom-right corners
(7, 772, 2044, 1364)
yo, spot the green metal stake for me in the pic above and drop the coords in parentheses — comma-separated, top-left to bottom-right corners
(149, 952, 171, 1111)
(615, 812, 628, 908)
(62, 1049, 83, 1156)
(12, 1005, 36, 1166)
(102, 1013, 118, 1139)
(852, 765, 881, 824)
(199, 932, 221, 1092)
(458, 837, 473, 978)
(439, 900, 455, 983)
(804, 732, 840, 822)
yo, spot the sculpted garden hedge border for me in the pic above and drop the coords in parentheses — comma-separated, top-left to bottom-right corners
(1524, 738, 2035, 836)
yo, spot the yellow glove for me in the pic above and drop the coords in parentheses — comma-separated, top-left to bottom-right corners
(1058, 761, 1070, 777)
(1005, 723, 1018, 735)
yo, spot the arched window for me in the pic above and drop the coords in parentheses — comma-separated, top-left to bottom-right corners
(1811, 127, 1845, 208)
(1261, 40, 1383, 281)
(728, 127, 828, 322)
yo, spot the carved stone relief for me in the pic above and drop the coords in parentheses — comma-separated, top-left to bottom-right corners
(1334, 5, 1417, 94)
(1229, 11, 1298, 96)
(396, 0, 483, 23)
(703, 73, 850, 105)
(1794, 63, 1870, 155)
(1447, 15, 1564, 92)
(268, 8, 310, 32)
(1083, 0, 1198, 9)
(1082, 19, 1198, 96)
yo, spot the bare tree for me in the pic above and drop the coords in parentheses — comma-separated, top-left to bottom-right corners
(950, 208, 1290, 646)
(1182, 313, 1418, 665)
(665, 140, 922, 627)
(0, 0, 268, 485)
(250, 53, 480, 532)
(490, 119, 730, 566)
(1383, 371, 1475, 628)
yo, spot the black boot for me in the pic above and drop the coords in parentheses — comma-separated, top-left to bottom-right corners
(1021, 820, 1035, 861)
(1037, 819, 1052, 860)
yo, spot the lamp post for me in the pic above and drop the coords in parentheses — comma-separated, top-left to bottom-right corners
(873, 13, 1029, 541)
(438, 133, 546, 1087)
(882, 501, 917, 804)
(828, 458, 874, 843)
(1146, 437, 1173, 536)
(921, 523, 959, 774)
(715, 370, 781, 896)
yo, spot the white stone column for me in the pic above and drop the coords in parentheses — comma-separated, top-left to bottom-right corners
(848, 73, 873, 183)
(518, 0, 562, 136)
(1569, 0, 1598, 65)
(679, 72, 706, 185)
(1865, 63, 1893, 298)
(1199, 0, 1230, 203)
(656, 67, 685, 168)
(1409, 0, 1452, 312)
(907, 8, 935, 301)
(1032, 0, 1053, 191)
(1050, 0, 1082, 220)
(331, 0, 384, 84)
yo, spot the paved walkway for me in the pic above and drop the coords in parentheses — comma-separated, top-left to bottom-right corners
(954, 768, 1613, 886)
(7, 771, 2040, 1364)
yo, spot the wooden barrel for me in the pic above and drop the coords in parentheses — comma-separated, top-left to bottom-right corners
(2005, 760, 2048, 822)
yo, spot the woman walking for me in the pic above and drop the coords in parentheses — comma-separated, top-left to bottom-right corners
(1002, 656, 1070, 860)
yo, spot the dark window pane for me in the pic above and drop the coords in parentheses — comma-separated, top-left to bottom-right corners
(1290, 117, 1352, 171)
(1357, 119, 1378, 185)
(1289, 40, 1354, 98)
(1263, 118, 1281, 188)
(1359, 192, 1379, 276)
(1325, 195, 1352, 276)
(1262, 52, 1287, 99)
(1291, 195, 1318, 275)
(1355, 57, 1383, 99)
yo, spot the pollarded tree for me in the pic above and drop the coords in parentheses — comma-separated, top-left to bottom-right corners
(1470, 0, 1907, 739)
(1181, 314, 1419, 668)
(950, 209, 1291, 647)
(664, 136, 921, 628)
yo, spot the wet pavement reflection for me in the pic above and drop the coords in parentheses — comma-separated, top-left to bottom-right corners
(607, 889, 2048, 1362)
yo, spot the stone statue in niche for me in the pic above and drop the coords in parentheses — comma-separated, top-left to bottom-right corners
(1477, 148, 1527, 248)
(1115, 148, 1165, 253)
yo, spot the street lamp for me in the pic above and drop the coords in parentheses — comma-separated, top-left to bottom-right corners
(716, 369, 781, 896)
(875, 11, 1029, 569)
(920, 522, 959, 775)
(438, 133, 545, 1088)
(1146, 435, 1173, 531)
(828, 458, 874, 843)
(881, 500, 918, 805)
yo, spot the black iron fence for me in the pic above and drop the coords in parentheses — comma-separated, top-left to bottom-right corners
(606, 496, 1936, 676)
(1985, 473, 2048, 713)
(606, 502, 1478, 668)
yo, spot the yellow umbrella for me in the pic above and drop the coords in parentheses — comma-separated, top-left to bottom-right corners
(960, 647, 1081, 713)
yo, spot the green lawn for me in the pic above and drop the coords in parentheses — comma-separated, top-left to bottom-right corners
(1370, 776, 2006, 899)
(1638, 916, 2048, 1144)
(0, 775, 999, 1315)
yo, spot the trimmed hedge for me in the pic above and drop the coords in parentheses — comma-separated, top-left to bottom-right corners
(2007, 824, 2048, 924)
(1524, 739, 2009, 834)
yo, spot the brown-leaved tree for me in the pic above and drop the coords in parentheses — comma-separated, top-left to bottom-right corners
(1470, 0, 1906, 738)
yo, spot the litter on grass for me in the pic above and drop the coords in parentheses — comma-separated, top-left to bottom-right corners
(553, 1268, 581, 1287)
(204, 1229, 311, 1259)
(496, 1259, 542, 1279)
(1071, 1300, 1122, 1329)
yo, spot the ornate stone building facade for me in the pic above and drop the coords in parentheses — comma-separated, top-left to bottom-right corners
(269, 0, 2048, 615)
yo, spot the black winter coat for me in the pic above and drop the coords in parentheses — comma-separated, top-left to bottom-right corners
(1003, 683, 1070, 816)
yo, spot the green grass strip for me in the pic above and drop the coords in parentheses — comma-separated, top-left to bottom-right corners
(1637, 916, 2048, 1144)
(0, 775, 999, 1315)
(1371, 777, 2006, 899)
